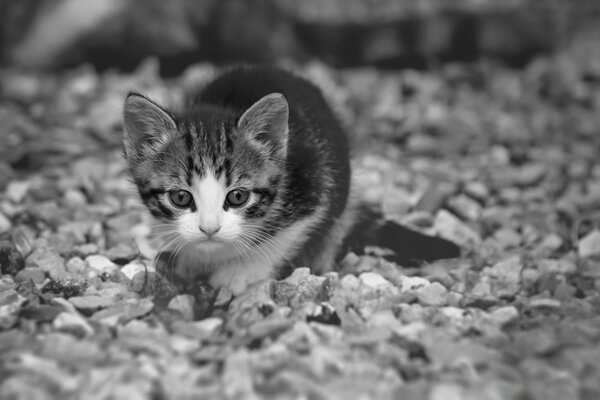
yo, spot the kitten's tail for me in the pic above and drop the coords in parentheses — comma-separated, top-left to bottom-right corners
(341, 204, 461, 266)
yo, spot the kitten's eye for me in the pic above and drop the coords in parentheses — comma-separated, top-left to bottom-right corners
(226, 188, 250, 207)
(169, 190, 193, 208)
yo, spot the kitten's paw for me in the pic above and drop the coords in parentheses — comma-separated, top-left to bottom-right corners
(210, 266, 271, 296)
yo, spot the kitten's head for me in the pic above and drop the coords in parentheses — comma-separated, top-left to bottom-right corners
(122, 92, 289, 259)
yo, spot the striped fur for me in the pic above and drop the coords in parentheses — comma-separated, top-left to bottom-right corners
(123, 66, 351, 294)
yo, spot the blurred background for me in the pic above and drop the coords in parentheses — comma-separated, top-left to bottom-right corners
(1, 0, 600, 179)
(1, 0, 599, 75)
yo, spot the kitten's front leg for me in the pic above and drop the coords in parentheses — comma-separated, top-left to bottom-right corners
(209, 261, 274, 295)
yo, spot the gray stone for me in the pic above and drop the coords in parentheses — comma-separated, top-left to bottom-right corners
(0, 211, 11, 233)
(85, 255, 119, 276)
(447, 194, 482, 221)
(5, 180, 30, 203)
(433, 210, 480, 249)
(66, 257, 86, 275)
(486, 255, 523, 298)
(73, 243, 99, 258)
(68, 295, 115, 313)
(0, 234, 25, 276)
(578, 230, 600, 258)
(92, 298, 154, 327)
(26, 246, 67, 280)
(120, 261, 147, 280)
(53, 311, 94, 336)
(168, 294, 196, 320)
(14, 267, 46, 284)
(489, 305, 519, 326)
(416, 282, 448, 306)
(103, 242, 139, 264)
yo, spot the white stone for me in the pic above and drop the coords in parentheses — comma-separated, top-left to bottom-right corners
(5, 180, 30, 203)
(85, 255, 118, 276)
(0, 211, 11, 233)
(120, 261, 148, 280)
(579, 230, 600, 258)
(192, 317, 224, 336)
(168, 294, 196, 320)
(433, 209, 481, 248)
(399, 275, 430, 291)
(359, 272, 392, 290)
(53, 312, 94, 336)
(489, 305, 519, 326)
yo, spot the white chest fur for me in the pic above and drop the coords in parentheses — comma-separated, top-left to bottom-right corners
(169, 207, 325, 295)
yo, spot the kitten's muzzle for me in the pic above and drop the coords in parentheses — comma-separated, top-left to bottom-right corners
(199, 225, 221, 238)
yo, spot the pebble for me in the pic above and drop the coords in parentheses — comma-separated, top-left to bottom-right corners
(68, 295, 115, 314)
(489, 305, 519, 326)
(578, 230, 600, 258)
(85, 255, 119, 276)
(0, 211, 11, 233)
(62, 189, 87, 208)
(53, 311, 94, 336)
(168, 294, 196, 320)
(120, 261, 147, 280)
(433, 209, 481, 248)
(103, 242, 139, 264)
(429, 383, 464, 400)
(73, 243, 99, 258)
(14, 267, 46, 284)
(494, 227, 522, 249)
(5, 180, 30, 203)
(0, 234, 25, 276)
(399, 276, 430, 291)
(416, 282, 448, 306)
(359, 272, 393, 290)
(92, 298, 154, 326)
(193, 317, 223, 336)
(26, 246, 67, 280)
(66, 257, 86, 275)
(447, 194, 482, 221)
(529, 298, 561, 309)
(486, 255, 523, 298)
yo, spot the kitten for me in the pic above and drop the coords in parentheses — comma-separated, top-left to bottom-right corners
(122, 65, 459, 295)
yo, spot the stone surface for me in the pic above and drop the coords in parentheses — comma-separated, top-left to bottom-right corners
(578, 230, 600, 258)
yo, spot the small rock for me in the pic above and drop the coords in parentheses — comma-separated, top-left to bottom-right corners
(399, 276, 430, 291)
(214, 287, 233, 308)
(103, 242, 139, 264)
(416, 184, 456, 213)
(120, 261, 147, 280)
(193, 317, 223, 336)
(489, 305, 519, 326)
(537, 259, 576, 275)
(494, 227, 522, 249)
(168, 294, 196, 320)
(537, 234, 563, 252)
(92, 298, 154, 326)
(447, 194, 482, 221)
(14, 267, 46, 284)
(11, 225, 36, 257)
(464, 181, 489, 202)
(68, 295, 115, 314)
(53, 312, 94, 336)
(85, 255, 119, 276)
(433, 210, 480, 249)
(229, 279, 274, 313)
(529, 298, 561, 309)
(0, 234, 25, 276)
(62, 189, 87, 208)
(429, 383, 464, 400)
(359, 272, 393, 290)
(416, 282, 448, 306)
(66, 257, 86, 275)
(73, 243, 99, 258)
(5, 180, 30, 203)
(26, 246, 67, 280)
(578, 230, 600, 258)
(0, 211, 11, 233)
(486, 255, 523, 298)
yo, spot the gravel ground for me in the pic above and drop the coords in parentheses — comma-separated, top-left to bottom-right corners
(1, 49, 600, 399)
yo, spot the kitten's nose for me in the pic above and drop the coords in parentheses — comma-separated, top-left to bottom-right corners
(199, 225, 221, 238)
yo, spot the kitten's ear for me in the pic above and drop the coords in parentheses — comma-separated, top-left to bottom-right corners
(237, 93, 289, 157)
(123, 93, 176, 158)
